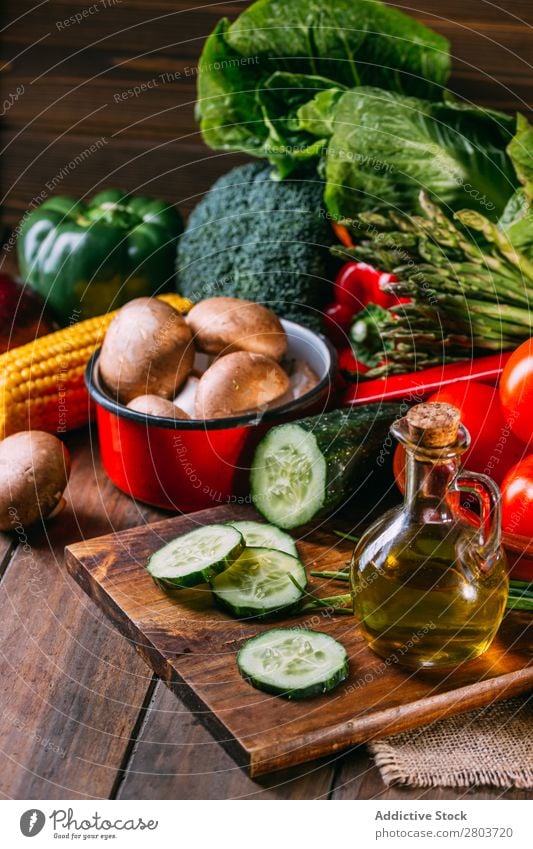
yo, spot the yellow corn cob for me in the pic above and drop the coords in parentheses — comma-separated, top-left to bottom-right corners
(0, 293, 192, 438)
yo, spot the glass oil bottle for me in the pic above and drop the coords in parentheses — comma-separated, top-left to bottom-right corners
(351, 402, 509, 668)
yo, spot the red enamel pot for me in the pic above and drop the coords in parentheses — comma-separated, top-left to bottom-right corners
(86, 319, 337, 512)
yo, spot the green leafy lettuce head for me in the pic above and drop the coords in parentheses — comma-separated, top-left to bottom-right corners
(321, 88, 519, 221)
(196, 0, 450, 174)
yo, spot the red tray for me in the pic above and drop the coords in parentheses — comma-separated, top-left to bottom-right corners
(343, 352, 511, 406)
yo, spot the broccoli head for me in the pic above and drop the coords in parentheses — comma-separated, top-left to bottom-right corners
(176, 162, 335, 328)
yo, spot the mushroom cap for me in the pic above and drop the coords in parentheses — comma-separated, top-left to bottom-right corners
(195, 351, 290, 419)
(187, 297, 287, 361)
(99, 297, 194, 404)
(127, 394, 190, 420)
(0, 431, 70, 531)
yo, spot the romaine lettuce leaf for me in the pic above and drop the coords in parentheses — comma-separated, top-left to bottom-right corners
(256, 72, 340, 176)
(196, 19, 264, 156)
(322, 87, 518, 220)
(507, 113, 533, 199)
(197, 0, 450, 168)
(297, 87, 346, 138)
(499, 188, 532, 253)
(499, 115, 533, 258)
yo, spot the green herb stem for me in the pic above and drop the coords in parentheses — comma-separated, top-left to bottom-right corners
(310, 570, 350, 581)
(506, 596, 533, 612)
(298, 593, 352, 614)
(332, 530, 359, 543)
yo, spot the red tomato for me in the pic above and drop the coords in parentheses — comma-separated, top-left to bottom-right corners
(322, 301, 354, 348)
(501, 456, 533, 538)
(499, 338, 533, 447)
(428, 382, 526, 485)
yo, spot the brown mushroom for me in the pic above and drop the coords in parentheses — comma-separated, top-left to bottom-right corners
(195, 351, 290, 419)
(127, 395, 190, 419)
(99, 298, 194, 404)
(0, 431, 70, 531)
(187, 297, 287, 361)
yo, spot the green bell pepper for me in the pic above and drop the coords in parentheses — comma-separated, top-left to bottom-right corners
(17, 189, 183, 323)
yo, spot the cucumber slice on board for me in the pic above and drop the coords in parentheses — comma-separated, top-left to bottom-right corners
(211, 547, 307, 618)
(237, 628, 349, 699)
(228, 520, 298, 557)
(147, 524, 244, 589)
(250, 404, 403, 529)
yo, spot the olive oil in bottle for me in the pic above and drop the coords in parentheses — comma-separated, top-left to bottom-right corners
(351, 402, 508, 669)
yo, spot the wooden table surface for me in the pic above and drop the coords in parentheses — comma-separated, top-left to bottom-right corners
(0, 428, 529, 800)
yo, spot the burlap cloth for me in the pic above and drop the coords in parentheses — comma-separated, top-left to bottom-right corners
(369, 695, 533, 789)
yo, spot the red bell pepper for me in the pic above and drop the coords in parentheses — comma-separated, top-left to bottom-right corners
(343, 352, 512, 406)
(338, 346, 369, 377)
(322, 301, 354, 348)
(333, 262, 407, 312)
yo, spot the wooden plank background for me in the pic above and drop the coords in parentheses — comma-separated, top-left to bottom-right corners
(1, 0, 533, 238)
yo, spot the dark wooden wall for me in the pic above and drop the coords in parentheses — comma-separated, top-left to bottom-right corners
(2, 0, 533, 236)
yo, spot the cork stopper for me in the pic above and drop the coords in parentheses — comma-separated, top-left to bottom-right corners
(405, 402, 461, 448)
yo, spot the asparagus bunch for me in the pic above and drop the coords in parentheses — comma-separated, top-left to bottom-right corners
(332, 193, 533, 377)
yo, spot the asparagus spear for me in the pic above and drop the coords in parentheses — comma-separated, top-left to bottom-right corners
(335, 192, 533, 375)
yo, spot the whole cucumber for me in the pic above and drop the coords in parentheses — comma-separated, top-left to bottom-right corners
(250, 403, 404, 529)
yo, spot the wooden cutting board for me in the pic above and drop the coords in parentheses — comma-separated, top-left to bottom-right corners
(65, 504, 533, 777)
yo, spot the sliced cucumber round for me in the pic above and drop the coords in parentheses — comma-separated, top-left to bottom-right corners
(228, 520, 298, 557)
(147, 524, 244, 589)
(237, 629, 349, 699)
(211, 546, 307, 618)
(250, 423, 327, 529)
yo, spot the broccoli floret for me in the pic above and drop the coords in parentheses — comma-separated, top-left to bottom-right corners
(176, 162, 334, 328)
